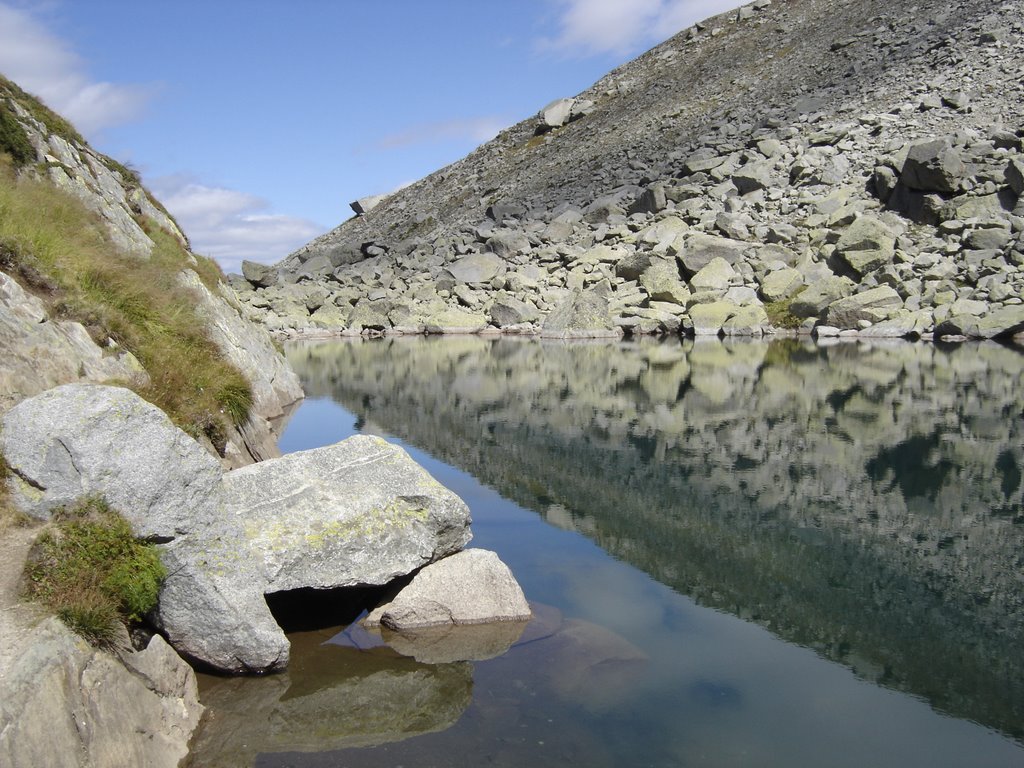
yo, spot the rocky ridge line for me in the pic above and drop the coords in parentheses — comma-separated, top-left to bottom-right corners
(235, 0, 1024, 342)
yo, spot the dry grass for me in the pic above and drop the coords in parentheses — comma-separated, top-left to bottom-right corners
(0, 455, 34, 532)
(0, 154, 252, 450)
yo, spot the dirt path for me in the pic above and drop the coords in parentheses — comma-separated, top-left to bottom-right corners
(0, 525, 46, 687)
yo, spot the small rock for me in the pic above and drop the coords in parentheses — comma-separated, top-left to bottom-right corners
(364, 549, 531, 630)
(539, 98, 575, 131)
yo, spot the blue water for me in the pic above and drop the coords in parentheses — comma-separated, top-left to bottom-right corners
(196, 337, 1024, 768)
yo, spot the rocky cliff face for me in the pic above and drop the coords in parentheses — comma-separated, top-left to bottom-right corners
(0, 78, 303, 467)
(237, 0, 1024, 341)
(0, 77, 303, 766)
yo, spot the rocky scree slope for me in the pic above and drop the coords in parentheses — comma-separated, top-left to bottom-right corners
(237, 0, 1024, 340)
(0, 76, 302, 466)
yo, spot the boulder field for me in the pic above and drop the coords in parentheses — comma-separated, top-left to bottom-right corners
(232, 0, 1024, 343)
(0, 384, 529, 674)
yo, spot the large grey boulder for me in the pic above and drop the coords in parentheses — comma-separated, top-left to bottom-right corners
(759, 267, 804, 302)
(732, 161, 774, 194)
(722, 304, 770, 336)
(1, 385, 474, 673)
(826, 286, 903, 328)
(686, 301, 739, 336)
(241, 260, 279, 288)
(489, 294, 540, 327)
(790, 275, 855, 318)
(640, 258, 691, 305)
(0, 620, 203, 768)
(485, 230, 531, 257)
(364, 549, 531, 630)
(834, 215, 896, 277)
(677, 233, 749, 275)
(418, 303, 489, 334)
(157, 435, 472, 672)
(935, 305, 1024, 339)
(349, 194, 388, 216)
(446, 252, 504, 284)
(541, 289, 622, 338)
(689, 257, 737, 292)
(539, 98, 575, 130)
(899, 138, 966, 193)
(0, 384, 222, 540)
(614, 251, 653, 281)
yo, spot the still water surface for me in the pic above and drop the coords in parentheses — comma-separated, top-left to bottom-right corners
(190, 337, 1024, 767)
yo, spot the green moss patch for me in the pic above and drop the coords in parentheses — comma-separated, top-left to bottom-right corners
(24, 495, 166, 644)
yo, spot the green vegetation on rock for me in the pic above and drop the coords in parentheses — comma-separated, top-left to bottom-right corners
(764, 293, 804, 329)
(0, 74, 85, 147)
(0, 155, 253, 448)
(24, 495, 166, 643)
(0, 100, 34, 169)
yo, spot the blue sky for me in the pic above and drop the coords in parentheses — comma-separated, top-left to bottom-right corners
(0, 0, 741, 271)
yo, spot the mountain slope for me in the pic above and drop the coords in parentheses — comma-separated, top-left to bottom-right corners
(239, 0, 1024, 341)
(0, 75, 302, 467)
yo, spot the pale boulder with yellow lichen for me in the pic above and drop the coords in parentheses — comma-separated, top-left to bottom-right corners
(155, 434, 472, 673)
(1, 385, 473, 674)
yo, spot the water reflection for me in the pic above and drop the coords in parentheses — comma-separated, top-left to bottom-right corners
(285, 336, 1024, 742)
(188, 629, 472, 767)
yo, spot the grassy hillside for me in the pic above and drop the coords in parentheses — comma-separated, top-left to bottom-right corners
(0, 81, 254, 463)
(0, 156, 252, 444)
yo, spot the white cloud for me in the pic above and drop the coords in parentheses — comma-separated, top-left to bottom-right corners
(540, 0, 741, 57)
(150, 177, 324, 273)
(369, 115, 511, 151)
(0, 3, 153, 136)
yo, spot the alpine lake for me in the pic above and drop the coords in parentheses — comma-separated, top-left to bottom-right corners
(186, 336, 1024, 768)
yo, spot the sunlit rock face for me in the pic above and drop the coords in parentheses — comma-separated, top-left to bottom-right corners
(286, 336, 1024, 739)
(1, 385, 472, 674)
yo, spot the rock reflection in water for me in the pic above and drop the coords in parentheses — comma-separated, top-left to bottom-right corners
(253, 604, 647, 768)
(186, 628, 472, 767)
(286, 336, 1024, 741)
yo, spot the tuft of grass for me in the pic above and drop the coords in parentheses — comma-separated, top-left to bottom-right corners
(0, 99, 35, 168)
(765, 289, 806, 330)
(0, 74, 85, 146)
(0, 154, 253, 449)
(23, 495, 166, 644)
(101, 156, 141, 187)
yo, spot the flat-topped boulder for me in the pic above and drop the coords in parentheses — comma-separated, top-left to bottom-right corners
(1, 384, 475, 673)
